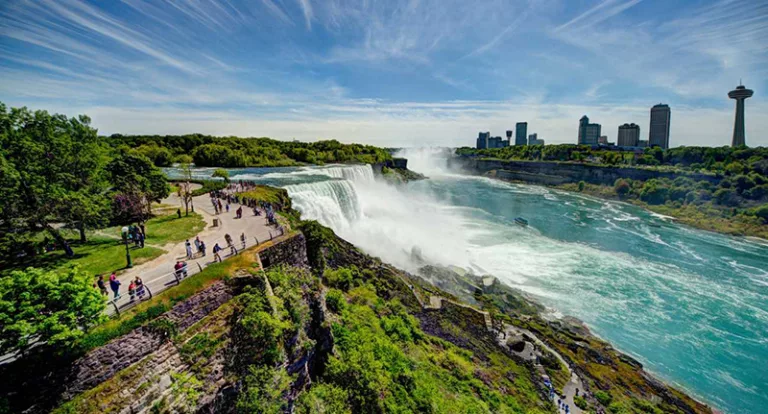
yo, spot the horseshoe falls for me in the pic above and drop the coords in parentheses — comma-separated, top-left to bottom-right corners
(187, 157, 768, 414)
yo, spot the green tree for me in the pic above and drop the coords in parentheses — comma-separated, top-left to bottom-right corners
(614, 179, 631, 197)
(236, 366, 292, 414)
(107, 151, 170, 223)
(0, 266, 106, 355)
(211, 168, 230, 182)
(177, 155, 195, 216)
(0, 103, 109, 256)
(754, 204, 768, 223)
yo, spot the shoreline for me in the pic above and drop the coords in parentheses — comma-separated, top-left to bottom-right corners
(482, 170, 768, 242)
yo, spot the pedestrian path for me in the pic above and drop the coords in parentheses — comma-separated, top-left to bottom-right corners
(499, 324, 584, 414)
(105, 192, 281, 316)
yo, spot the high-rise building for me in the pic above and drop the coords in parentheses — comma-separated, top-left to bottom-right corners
(506, 130, 513, 142)
(515, 123, 528, 146)
(598, 135, 608, 145)
(728, 84, 753, 147)
(617, 123, 641, 147)
(578, 115, 601, 145)
(528, 133, 544, 145)
(649, 104, 671, 149)
(488, 136, 503, 148)
(476, 131, 490, 149)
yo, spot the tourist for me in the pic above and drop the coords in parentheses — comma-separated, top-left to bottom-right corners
(128, 280, 136, 301)
(109, 273, 121, 299)
(185, 239, 193, 259)
(177, 208, 182, 218)
(240, 232, 246, 249)
(96, 275, 108, 296)
(138, 231, 145, 248)
(213, 243, 222, 262)
(226, 203, 230, 213)
(194, 236, 201, 253)
(174, 260, 187, 280)
(217, 199, 223, 213)
(200, 240, 206, 257)
(224, 233, 233, 247)
(134, 276, 145, 299)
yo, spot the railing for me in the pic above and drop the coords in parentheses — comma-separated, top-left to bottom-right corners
(104, 226, 285, 318)
(105, 259, 210, 317)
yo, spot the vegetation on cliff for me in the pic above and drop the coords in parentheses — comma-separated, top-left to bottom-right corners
(457, 144, 768, 174)
(458, 143, 768, 238)
(380, 165, 427, 184)
(560, 176, 768, 238)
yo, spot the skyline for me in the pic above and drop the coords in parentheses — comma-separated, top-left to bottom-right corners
(1, 0, 767, 147)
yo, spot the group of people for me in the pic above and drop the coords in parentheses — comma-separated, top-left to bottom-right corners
(123, 223, 146, 248)
(209, 188, 280, 226)
(95, 272, 145, 302)
(185, 236, 208, 259)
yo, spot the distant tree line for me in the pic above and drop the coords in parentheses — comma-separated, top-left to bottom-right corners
(113, 134, 392, 168)
(457, 144, 768, 174)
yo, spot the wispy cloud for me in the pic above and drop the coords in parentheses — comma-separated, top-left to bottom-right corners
(297, 0, 313, 30)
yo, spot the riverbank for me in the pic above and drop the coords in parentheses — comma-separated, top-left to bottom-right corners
(553, 181, 768, 240)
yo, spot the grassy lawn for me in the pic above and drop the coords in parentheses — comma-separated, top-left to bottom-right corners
(0, 236, 165, 278)
(2, 212, 204, 277)
(102, 211, 206, 246)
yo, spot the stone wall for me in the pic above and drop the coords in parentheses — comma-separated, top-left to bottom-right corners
(258, 233, 308, 269)
(451, 157, 722, 186)
(63, 281, 233, 400)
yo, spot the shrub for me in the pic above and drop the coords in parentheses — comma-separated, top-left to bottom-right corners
(594, 390, 613, 406)
(577, 181, 586, 191)
(574, 395, 588, 410)
(754, 204, 768, 223)
(614, 179, 631, 196)
(326, 289, 346, 314)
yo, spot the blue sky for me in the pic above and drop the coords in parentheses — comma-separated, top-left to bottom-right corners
(1, 0, 766, 147)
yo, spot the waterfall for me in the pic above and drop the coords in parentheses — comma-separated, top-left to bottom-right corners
(284, 179, 363, 229)
(316, 164, 375, 183)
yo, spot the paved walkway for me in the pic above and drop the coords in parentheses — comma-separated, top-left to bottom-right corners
(499, 324, 584, 414)
(107, 191, 280, 315)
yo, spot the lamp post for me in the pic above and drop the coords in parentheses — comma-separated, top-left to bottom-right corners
(121, 226, 133, 268)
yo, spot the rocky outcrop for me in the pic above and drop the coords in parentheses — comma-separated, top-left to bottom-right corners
(451, 157, 722, 186)
(258, 233, 308, 269)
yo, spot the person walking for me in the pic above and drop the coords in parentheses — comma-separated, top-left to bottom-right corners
(134, 276, 145, 299)
(236, 206, 242, 219)
(194, 237, 201, 253)
(109, 273, 121, 299)
(185, 239, 193, 259)
(240, 232, 246, 249)
(138, 231, 145, 248)
(200, 240, 206, 257)
(213, 243, 222, 262)
(128, 280, 136, 302)
(96, 275, 108, 296)
(226, 203, 230, 213)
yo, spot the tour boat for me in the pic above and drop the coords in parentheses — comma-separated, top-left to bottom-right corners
(514, 217, 528, 226)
